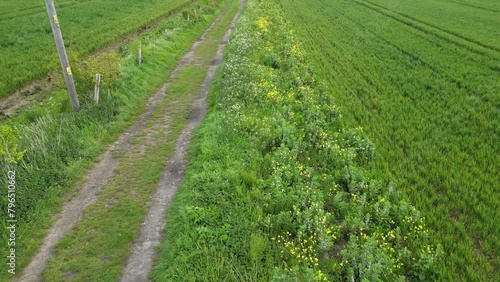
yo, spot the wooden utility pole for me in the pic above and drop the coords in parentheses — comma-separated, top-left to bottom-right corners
(45, 0, 80, 111)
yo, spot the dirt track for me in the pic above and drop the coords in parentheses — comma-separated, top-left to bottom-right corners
(17, 0, 245, 281)
(121, 1, 246, 280)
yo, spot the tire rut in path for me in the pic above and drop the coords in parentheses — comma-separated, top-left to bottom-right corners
(16, 1, 241, 281)
(120, 1, 246, 281)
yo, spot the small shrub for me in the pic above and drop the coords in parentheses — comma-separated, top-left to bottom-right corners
(71, 51, 122, 103)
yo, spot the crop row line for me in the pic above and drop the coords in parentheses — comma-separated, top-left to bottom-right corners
(354, 0, 500, 58)
(310, 0, 482, 105)
(336, 8, 483, 101)
(363, 0, 500, 52)
(93, 0, 202, 57)
(0, 1, 86, 22)
(0, 0, 201, 111)
(450, 0, 499, 13)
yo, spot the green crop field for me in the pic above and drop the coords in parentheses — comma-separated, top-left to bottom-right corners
(0, 0, 193, 99)
(278, 0, 499, 280)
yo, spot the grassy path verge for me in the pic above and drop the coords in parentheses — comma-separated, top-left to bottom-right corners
(121, 2, 246, 280)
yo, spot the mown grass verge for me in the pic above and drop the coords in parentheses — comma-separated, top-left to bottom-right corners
(153, 0, 441, 281)
(42, 0, 242, 280)
(0, 0, 230, 280)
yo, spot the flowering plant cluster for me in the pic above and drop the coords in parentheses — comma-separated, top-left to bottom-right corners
(0, 125, 25, 164)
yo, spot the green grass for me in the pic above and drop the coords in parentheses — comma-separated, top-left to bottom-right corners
(0, 0, 231, 280)
(153, 0, 441, 280)
(278, 0, 499, 280)
(0, 0, 195, 98)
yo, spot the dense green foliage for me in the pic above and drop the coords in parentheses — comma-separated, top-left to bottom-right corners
(154, 0, 441, 280)
(0, 125, 25, 164)
(71, 51, 122, 99)
(0, 0, 194, 98)
(278, 0, 499, 280)
(0, 1, 227, 279)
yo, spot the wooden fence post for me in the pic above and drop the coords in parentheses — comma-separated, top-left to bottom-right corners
(94, 73, 101, 104)
(138, 44, 142, 65)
